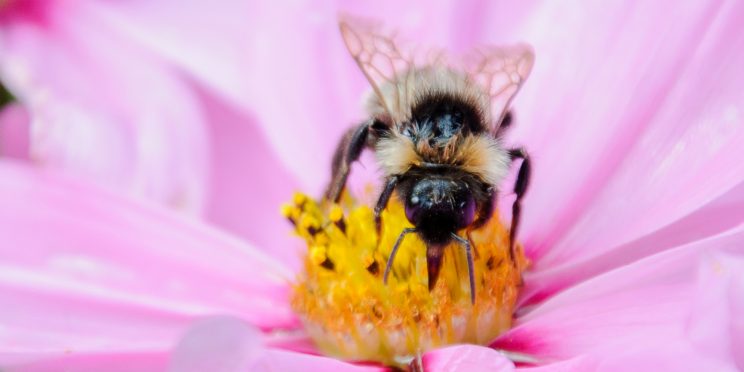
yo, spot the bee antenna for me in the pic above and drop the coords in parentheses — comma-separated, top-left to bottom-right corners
(451, 233, 476, 304)
(383, 227, 417, 285)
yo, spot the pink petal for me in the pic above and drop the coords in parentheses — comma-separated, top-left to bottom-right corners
(170, 317, 261, 372)
(168, 316, 367, 372)
(686, 252, 744, 369)
(505, 0, 744, 266)
(195, 87, 303, 270)
(253, 349, 384, 372)
(493, 225, 744, 368)
(84, 0, 382, 245)
(49, 1, 312, 264)
(0, 162, 296, 359)
(5, 351, 168, 372)
(520, 179, 744, 306)
(87, 0, 357, 195)
(208, 3, 368, 196)
(589, 349, 735, 372)
(77, 0, 256, 111)
(0, 102, 30, 159)
(263, 330, 318, 355)
(424, 345, 515, 372)
(0, 1, 209, 213)
(517, 356, 596, 372)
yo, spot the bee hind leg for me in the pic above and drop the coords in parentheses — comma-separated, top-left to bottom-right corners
(507, 147, 531, 269)
(325, 122, 370, 202)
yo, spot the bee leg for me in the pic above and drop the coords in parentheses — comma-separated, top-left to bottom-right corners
(508, 147, 531, 268)
(374, 176, 399, 235)
(325, 122, 370, 202)
(409, 352, 424, 372)
(466, 192, 495, 260)
(383, 227, 416, 285)
(451, 233, 476, 304)
(466, 230, 479, 260)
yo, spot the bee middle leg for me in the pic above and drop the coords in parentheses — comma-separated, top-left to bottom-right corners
(507, 147, 531, 266)
(325, 122, 370, 202)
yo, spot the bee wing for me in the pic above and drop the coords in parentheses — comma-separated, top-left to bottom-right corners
(339, 20, 418, 125)
(466, 45, 535, 130)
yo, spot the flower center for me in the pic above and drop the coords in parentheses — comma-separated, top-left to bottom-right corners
(284, 193, 527, 367)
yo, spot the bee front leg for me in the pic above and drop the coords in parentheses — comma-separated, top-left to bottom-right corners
(325, 122, 371, 202)
(383, 227, 417, 285)
(374, 176, 399, 235)
(508, 147, 531, 267)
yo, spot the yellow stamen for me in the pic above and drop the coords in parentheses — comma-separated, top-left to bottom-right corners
(329, 204, 344, 223)
(279, 203, 294, 219)
(286, 193, 527, 367)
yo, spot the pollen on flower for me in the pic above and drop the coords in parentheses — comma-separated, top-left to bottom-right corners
(285, 193, 527, 367)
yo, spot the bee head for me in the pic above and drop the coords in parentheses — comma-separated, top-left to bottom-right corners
(403, 176, 476, 244)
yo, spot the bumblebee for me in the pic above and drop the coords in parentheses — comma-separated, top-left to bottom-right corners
(326, 21, 534, 303)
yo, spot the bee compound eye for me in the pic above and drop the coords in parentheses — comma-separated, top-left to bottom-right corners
(405, 195, 422, 225)
(461, 197, 476, 227)
(454, 192, 476, 229)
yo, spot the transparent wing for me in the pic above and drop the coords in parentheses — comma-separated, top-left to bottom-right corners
(339, 19, 415, 125)
(467, 45, 535, 130)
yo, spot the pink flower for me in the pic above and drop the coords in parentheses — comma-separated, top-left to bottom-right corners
(2, 0, 744, 371)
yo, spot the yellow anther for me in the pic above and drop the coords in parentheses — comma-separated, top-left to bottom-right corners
(314, 233, 330, 246)
(299, 215, 321, 232)
(280, 203, 294, 218)
(329, 204, 344, 222)
(309, 245, 328, 266)
(293, 192, 307, 206)
(362, 255, 375, 268)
